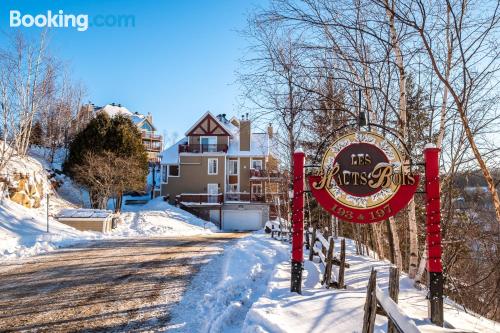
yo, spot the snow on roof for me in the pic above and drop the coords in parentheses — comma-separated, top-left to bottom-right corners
(56, 209, 113, 219)
(161, 137, 188, 164)
(99, 104, 133, 118)
(227, 132, 270, 157)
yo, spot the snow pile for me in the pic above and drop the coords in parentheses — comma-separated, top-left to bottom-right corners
(166, 233, 289, 332)
(166, 234, 499, 333)
(243, 238, 500, 333)
(120, 197, 218, 232)
(0, 198, 101, 260)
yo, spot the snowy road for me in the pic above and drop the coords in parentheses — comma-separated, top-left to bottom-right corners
(0, 233, 244, 332)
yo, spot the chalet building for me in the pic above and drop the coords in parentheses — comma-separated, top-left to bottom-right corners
(160, 112, 284, 231)
(80, 103, 163, 162)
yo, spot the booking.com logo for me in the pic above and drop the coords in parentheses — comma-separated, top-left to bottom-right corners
(9, 10, 135, 32)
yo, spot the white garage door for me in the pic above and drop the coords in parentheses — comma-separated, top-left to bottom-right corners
(223, 210, 262, 231)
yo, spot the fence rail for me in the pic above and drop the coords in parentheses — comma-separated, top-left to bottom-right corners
(362, 267, 421, 333)
(308, 228, 349, 289)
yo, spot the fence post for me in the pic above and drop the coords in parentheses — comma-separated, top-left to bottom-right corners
(338, 238, 346, 289)
(323, 237, 335, 287)
(46, 193, 49, 233)
(387, 266, 400, 333)
(362, 268, 377, 333)
(309, 227, 317, 261)
(291, 149, 305, 294)
(424, 145, 444, 326)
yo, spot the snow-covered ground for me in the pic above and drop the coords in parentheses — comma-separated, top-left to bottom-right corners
(166, 233, 500, 333)
(0, 195, 217, 261)
(0, 147, 218, 261)
(166, 232, 290, 332)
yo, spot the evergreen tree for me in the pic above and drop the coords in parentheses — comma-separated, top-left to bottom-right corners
(29, 121, 44, 147)
(64, 113, 148, 209)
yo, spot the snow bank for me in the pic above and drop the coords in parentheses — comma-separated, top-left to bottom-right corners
(166, 233, 290, 332)
(243, 238, 500, 333)
(0, 198, 101, 260)
(123, 197, 218, 232)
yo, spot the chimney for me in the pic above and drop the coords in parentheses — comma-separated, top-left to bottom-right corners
(239, 118, 251, 151)
(147, 112, 153, 124)
(118, 103, 121, 107)
(111, 102, 116, 106)
(267, 123, 273, 139)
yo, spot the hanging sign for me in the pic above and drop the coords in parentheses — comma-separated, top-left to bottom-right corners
(308, 131, 419, 223)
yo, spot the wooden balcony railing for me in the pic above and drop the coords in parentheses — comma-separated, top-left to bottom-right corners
(143, 142, 162, 152)
(176, 193, 223, 205)
(224, 192, 283, 203)
(178, 144, 228, 153)
(249, 169, 282, 178)
(142, 131, 163, 141)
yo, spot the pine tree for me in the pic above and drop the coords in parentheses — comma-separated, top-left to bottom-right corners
(29, 121, 44, 147)
(64, 113, 148, 209)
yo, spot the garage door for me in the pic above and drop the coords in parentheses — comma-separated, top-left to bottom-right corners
(223, 210, 262, 231)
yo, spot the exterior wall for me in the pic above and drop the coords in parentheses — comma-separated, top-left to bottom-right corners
(218, 136, 229, 146)
(57, 219, 112, 233)
(189, 136, 199, 145)
(161, 154, 225, 202)
(240, 120, 251, 151)
(239, 157, 250, 192)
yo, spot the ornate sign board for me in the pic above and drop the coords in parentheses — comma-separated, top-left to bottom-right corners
(308, 131, 419, 223)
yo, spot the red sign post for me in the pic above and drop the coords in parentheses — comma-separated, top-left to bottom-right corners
(291, 149, 305, 293)
(424, 145, 444, 326)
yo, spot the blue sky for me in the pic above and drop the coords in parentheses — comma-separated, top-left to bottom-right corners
(0, 0, 262, 142)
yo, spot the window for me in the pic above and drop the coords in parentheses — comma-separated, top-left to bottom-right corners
(168, 165, 179, 177)
(251, 159, 263, 170)
(201, 136, 217, 152)
(207, 183, 219, 203)
(208, 158, 218, 175)
(141, 122, 153, 131)
(252, 184, 263, 194)
(229, 160, 238, 175)
(228, 184, 238, 193)
(161, 165, 168, 183)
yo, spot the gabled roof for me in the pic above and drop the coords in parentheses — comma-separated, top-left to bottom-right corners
(97, 104, 156, 131)
(184, 111, 232, 137)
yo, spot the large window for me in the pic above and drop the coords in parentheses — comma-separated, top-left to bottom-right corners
(229, 160, 238, 175)
(201, 136, 217, 152)
(208, 158, 218, 175)
(252, 183, 263, 194)
(251, 159, 263, 170)
(168, 165, 179, 177)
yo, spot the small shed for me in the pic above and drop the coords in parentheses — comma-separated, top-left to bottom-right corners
(56, 209, 115, 233)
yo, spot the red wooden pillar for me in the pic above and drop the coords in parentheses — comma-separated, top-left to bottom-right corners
(424, 145, 444, 326)
(291, 149, 305, 293)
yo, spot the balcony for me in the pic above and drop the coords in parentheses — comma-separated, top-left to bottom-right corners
(176, 193, 223, 206)
(178, 144, 228, 153)
(224, 192, 273, 203)
(142, 131, 162, 141)
(249, 169, 282, 179)
(143, 142, 162, 152)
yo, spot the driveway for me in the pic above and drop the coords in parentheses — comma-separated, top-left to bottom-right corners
(0, 234, 245, 332)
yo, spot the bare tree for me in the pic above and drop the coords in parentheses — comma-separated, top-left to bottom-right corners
(72, 151, 146, 210)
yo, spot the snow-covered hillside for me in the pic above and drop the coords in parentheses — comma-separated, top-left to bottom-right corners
(0, 152, 216, 261)
(167, 233, 500, 333)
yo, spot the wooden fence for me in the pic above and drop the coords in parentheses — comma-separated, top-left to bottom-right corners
(308, 228, 349, 289)
(363, 267, 421, 333)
